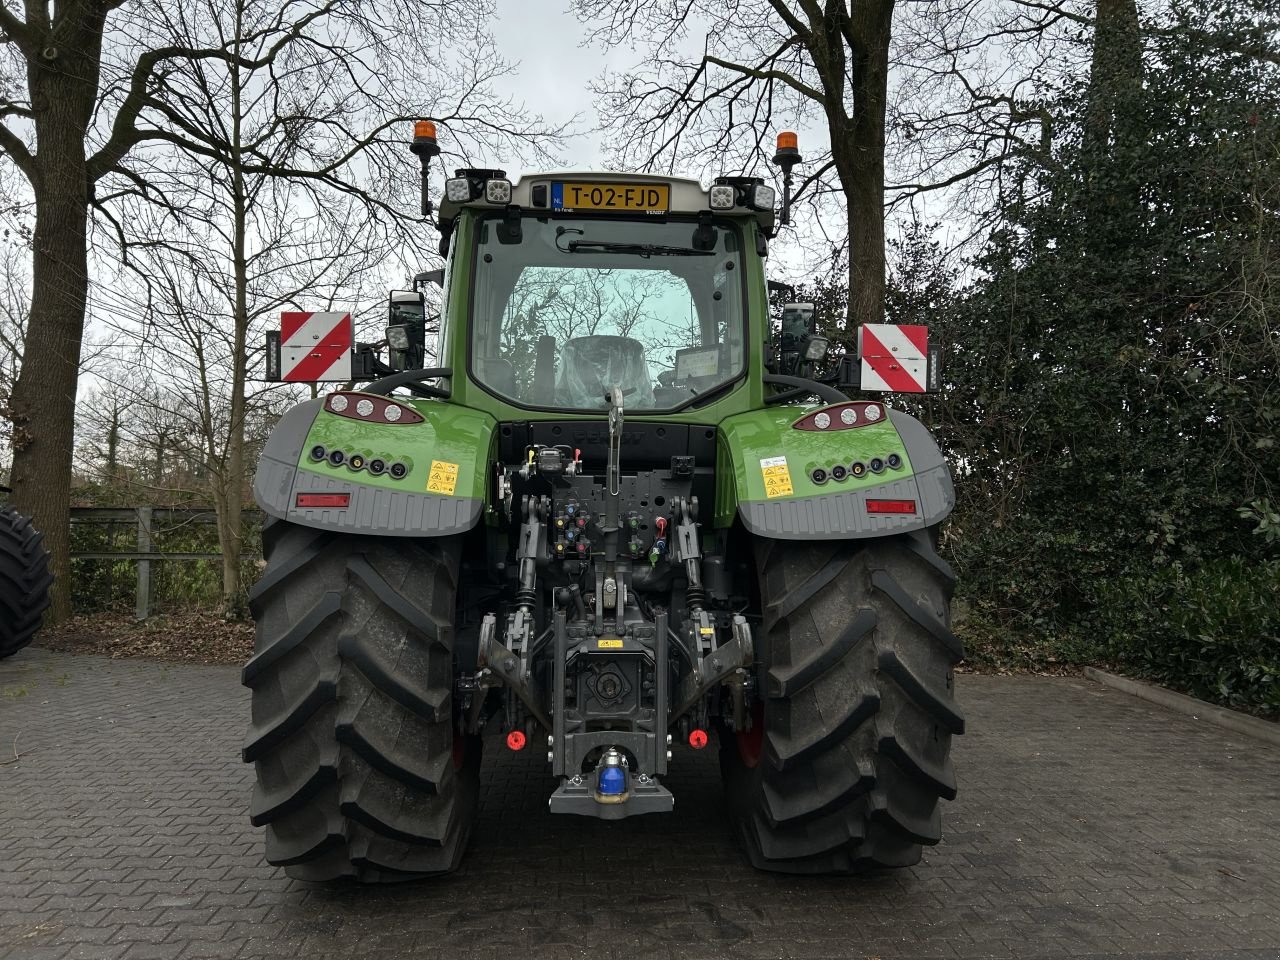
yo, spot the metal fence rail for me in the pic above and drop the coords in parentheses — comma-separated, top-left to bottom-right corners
(70, 506, 260, 618)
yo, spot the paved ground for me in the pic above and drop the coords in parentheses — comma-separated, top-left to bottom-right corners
(1, 648, 1279, 960)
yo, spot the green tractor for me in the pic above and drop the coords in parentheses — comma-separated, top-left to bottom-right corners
(244, 124, 963, 881)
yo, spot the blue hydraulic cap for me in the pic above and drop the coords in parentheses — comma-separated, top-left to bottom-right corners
(597, 764, 626, 796)
(596, 746, 629, 799)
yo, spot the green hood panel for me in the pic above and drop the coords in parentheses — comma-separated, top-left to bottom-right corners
(296, 397, 494, 500)
(715, 406, 954, 538)
(253, 398, 495, 536)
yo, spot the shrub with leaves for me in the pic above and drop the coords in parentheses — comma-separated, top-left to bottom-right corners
(914, 0, 1280, 712)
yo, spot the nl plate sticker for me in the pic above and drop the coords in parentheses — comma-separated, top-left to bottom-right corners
(759, 456, 794, 499)
(427, 460, 459, 495)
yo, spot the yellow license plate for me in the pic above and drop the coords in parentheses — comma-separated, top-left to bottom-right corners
(552, 182, 669, 213)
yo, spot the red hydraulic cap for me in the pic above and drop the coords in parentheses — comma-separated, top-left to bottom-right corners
(689, 729, 708, 750)
(506, 730, 527, 751)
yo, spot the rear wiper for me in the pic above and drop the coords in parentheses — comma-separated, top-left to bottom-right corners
(564, 239, 714, 258)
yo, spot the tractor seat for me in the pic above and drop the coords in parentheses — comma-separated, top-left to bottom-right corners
(556, 336, 655, 408)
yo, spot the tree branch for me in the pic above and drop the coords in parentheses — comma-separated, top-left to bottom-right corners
(705, 52, 826, 105)
(0, 120, 36, 183)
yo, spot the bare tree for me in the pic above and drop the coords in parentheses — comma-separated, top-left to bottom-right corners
(574, 0, 898, 331)
(116, 188, 390, 614)
(0, 0, 563, 618)
(884, 1, 1080, 235)
(573, 2, 1156, 286)
(0, 238, 29, 476)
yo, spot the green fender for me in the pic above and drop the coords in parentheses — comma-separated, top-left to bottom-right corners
(254, 396, 495, 536)
(714, 405, 954, 539)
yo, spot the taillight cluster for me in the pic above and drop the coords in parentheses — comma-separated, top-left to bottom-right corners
(309, 445, 409, 480)
(810, 452, 903, 485)
(325, 392, 423, 425)
(792, 402, 885, 431)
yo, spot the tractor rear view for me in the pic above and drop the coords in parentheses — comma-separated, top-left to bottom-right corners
(243, 123, 963, 880)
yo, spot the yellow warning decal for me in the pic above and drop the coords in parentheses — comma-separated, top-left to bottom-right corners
(598, 638, 623, 649)
(759, 456, 794, 499)
(699, 627, 715, 636)
(426, 460, 459, 495)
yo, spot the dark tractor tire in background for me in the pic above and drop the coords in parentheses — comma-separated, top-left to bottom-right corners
(721, 529, 965, 874)
(242, 520, 479, 882)
(0, 506, 54, 660)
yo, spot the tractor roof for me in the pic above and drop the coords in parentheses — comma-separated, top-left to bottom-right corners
(438, 169, 775, 234)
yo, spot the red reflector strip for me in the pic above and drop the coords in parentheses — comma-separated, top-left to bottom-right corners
(296, 493, 350, 508)
(865, 499, 917, 515)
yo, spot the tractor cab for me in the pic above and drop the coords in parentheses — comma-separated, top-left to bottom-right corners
(423, 163, 784, 408)
(437, 170, 760, 414)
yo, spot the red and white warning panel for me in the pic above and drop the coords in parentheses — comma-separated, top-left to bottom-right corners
(278, 311, 353, 382)
(858, 323, 932, 393)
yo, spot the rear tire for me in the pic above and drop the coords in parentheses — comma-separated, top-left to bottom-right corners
(721, 529, 964, 873)
(242, 520, 479, 882)
(0, 506, 54, 660)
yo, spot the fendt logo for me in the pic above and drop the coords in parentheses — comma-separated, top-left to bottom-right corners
(569, 429, 648, 446)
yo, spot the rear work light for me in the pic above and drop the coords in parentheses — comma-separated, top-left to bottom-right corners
(484, 178, 512, 203)
(325, 392, 423, 424)
(296, 493, 350, 508)
(793, 401, 885, 431)
(709, 184, 735, 209)
(866, 499, 917, 515)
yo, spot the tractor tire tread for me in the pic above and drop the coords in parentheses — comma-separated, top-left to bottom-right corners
(767, 607, 876, 698)
(722, 531, 963, 874)
(243, 527, 477, 882)
(0, 506, 54, 659)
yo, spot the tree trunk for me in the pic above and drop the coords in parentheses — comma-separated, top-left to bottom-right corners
(1084, 0, 1143, 156)
(219, 2, 250, 619)
(843, 146, 887, 331)
(812, 0, 893, 331)
(846, 2, 892, 329)
(212, 467, 243, 617)
(7, 65, 98, 621)
(105, 403, 120, 481)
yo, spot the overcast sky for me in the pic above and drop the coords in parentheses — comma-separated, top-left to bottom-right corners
(490, 1, 618, 169)
(484, 0, 828, 282)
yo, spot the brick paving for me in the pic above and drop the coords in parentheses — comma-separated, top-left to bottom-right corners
(1, 646, 1279, 960)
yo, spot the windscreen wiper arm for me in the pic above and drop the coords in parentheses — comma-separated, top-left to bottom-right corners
(665, 378, 740, 413)
(564, 240, 714, 258)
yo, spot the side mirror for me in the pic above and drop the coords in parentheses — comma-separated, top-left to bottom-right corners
(779, 302, 822, 375)
(387, 289, 427, 371)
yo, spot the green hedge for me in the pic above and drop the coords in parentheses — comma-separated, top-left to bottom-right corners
(1096, 559, 1280, 716)
(953, 543, 1280, 718)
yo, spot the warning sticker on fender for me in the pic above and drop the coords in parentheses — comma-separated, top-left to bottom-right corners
(759, 456, 794, 498)
(427, 460, 459, 495)
(597, 638, 623, 649)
